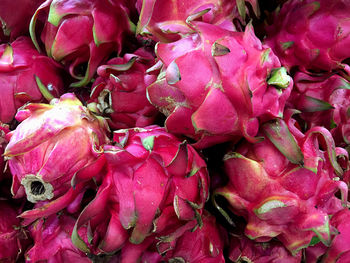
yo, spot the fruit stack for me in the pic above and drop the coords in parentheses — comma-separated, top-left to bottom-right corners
(0, 0, 349, 262)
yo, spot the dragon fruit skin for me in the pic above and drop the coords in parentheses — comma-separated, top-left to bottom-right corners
(136, 0, 260, 42)
(30, 0, 135, 87)
(4, 93, 110, 222)
(26, 213, 91, 263)
(119, 211, 226, 263)
(147, 22, 293, 149)
(320, 208, 350, 263)
(0, 0, 44, 41)
(214, 112, 348, 254)
(72, 125, 209, 255)
(229, 234, 302, 263)
(0, 123, 10, 181)
(265, 0, 350, 74)
(0, 37, 64, 124)
(157, 211, 226, 263)
(288, 72, 350, 147)
(0, 200, 27, 262)
(88, 48, 159, 130)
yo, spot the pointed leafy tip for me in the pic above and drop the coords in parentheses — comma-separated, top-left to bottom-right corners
(260, 49, 271, 65)
(308, 236, 321, 246)
(70, 63, 91, 88)
(310, 217, 331, 247)
(236, 0, 246, 21)
(211, 192, 235, 226)
(166, 61, 181, 85)
(71, 222, 91, 254)
(186, 8, 211, 25)
(0, 44, 13, 65)
(212, 42, 231, 57)
(0, 17, 11, 36)
(35, 75, 55, 102)
(92, 25, 101, 47)
(48, 4, 63, 27)
(254, 199, 286, 215)
(267, 67, 291, 89)
(339, 79, 350, 90)
(30, 0, 52, 53)
(262, 118, 304, 165)
(281, 41, 294, 50)
(299, 96, 334, 112)
(99, 57, 137, 75)
(142, 135, 155, 151)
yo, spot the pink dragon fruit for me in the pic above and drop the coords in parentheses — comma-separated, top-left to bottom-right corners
(114, 211, 226, 262)
(136, 0, 260, 42)
(26, 213, 91, 263)
(0, 0, 44, 41)
(88, 48, 159, 130)
(4, 93, 110, 222)
(321, 208, 350, 262)
(288, 71, 350, 147)
(155, 211, 226, 263)
(265, 0, 350, 74)
(0, 123, 10, 181)
(147, 21, 293, 148)
(0, 37, 64, 124)
(229, 234, 302, 262)
(0, 200, 28, 262)
(72, 125, 209, 255)
(213, 111, 348, 254)
(30, 0, 135, 87)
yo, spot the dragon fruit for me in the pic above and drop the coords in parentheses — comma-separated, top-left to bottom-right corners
(147, 21, 292, 148)
(0, 200, 27, 262)
(288, 71, 350, 147)
(321, 208, 350, 263)
(155, 211, 226, 262)
(30, 0, 135, 87)
(72, 125, 209, 255)
(213, 111, 348, 254)
(136, 0, 260, 42)
(4, 93, 110, 222)
(265, 0, 350, 74)
(0, 37, 64, 124)
(88, 48, 159, 130)
(0, 123, 10, 180)
(26, 213, 91, 263)
(114, 211, 226, 262)
(229, 234, 302, 262)
(0, 0, 44, 41)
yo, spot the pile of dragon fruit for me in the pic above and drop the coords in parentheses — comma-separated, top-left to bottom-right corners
(0, 0, 350, 262)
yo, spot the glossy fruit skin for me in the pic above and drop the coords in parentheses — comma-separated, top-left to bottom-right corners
(72, 125, 209, 256)
(89, 48, 158, 130)
(265, 0, 350, 73)
(0, 37, 63, 123)
(214, 112, 348, 254)
(147, 22, 292, 149)
(288, 71, 350, 147)
(30, 0, 135, 87)
(26, 213, 91, 263)
(4, 93, 110, 223)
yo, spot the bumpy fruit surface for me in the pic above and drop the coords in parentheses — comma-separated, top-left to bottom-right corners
(5, 93, 109, 222)
(89, 48, 159, 130)
(30, 0, 135, 87)
(265, 0, 350, 73)
(147, 22, 292, 148)
(72, 125, 209, 255)
(136, 0, 260, 42)
(0, 37, 63, 123)
(214, 111, 348, 254)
